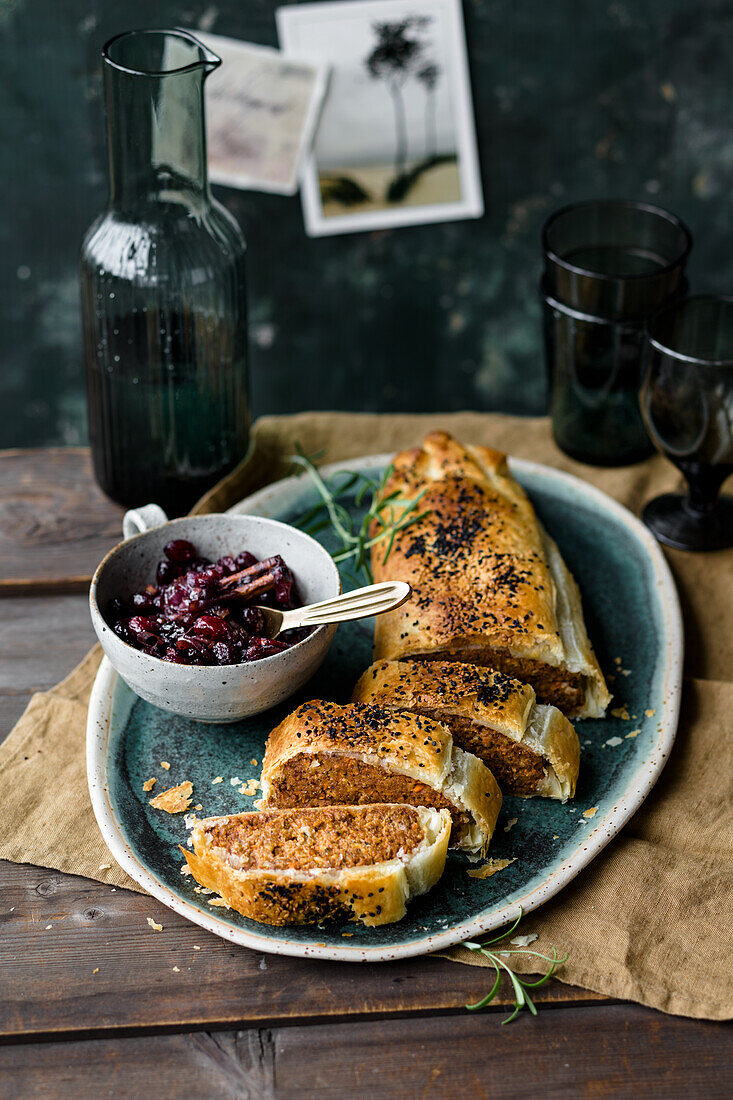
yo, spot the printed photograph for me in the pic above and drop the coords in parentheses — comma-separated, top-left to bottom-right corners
(277, 0, 483, 235)
(197, 33, 328, 195)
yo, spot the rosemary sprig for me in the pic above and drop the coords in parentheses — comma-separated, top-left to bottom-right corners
(463, 907, 568, 1024)
(289, 445, 429, 584)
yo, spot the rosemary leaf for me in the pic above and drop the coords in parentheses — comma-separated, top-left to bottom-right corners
(464, 907, 567, 1024)
(289, 446, 428, 584)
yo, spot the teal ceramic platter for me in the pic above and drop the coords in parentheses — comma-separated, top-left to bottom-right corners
(87, 454, 683, 961)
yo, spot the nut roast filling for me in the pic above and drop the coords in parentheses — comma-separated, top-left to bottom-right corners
(206, 805, 427, 872)
(266, 753, 471, 842)
(404, 708, 547, 795)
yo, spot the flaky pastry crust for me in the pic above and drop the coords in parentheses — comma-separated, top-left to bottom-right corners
(353, 659, 580, 800)
(260, 700, 502, 853)
(371, 431, 610, 718)
(183, 804, 451, 926)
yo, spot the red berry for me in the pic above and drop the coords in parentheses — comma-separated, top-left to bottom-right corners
(164, 539, 197, 564)
(192, 614, 230, 641)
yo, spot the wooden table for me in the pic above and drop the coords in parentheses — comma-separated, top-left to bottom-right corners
(1, 449, 730, 1098)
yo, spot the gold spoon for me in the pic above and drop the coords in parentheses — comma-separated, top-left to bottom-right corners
(255, 581, 411, 639)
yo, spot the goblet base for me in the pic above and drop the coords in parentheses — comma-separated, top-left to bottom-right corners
(642, 493, 733, 551)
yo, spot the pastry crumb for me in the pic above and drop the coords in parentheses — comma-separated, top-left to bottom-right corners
(194, 804, 203, 810)
(212, 776, 223, 784)
(160, 761, 171, 770)
(605, 736, 623, 747)
(250, 758, 258, 766)
(99, 862, 111, 870)
(645, 708, 656, 717)
(510, 933, 537, 947)
(583, 806, 599, 819)
(45, 924, 52, 930)
(552, 834, 559, 839)
(142, 777, 156, 792)
(610, 706, 630, 720)
(230, 776, 242, 786)
(172, 966, 180, 972)
(208, 896, 229, 908)
(342, 932, 354, 937)
(180, 863, 192, 876)
(150, 781, 193, 814)
(239, 779, 261, 796)
(626, 729, 640, 738)
(193, 945, 201, 950)
(147, 917, 163, 932)
(467, 857, 516, 880)
(92, 968, 99, 974)
(503, 817, 518, 832)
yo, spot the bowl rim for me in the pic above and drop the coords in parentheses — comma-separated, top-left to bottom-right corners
(89, 512, 342, 672)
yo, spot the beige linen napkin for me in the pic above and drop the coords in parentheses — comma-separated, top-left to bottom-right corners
(1, 413, 731, 1019)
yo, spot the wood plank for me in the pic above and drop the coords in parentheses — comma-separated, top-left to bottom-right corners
(0, 1006, 730, 1099)
(0, 594, 95, 742)
(0, 448, 123, 594)
(0, 860, 603, 1041)
(0, 595, 95, 696)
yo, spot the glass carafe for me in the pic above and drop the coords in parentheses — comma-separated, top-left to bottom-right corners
(80, 29, 250, 516)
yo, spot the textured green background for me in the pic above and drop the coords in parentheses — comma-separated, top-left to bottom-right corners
(2, 0, 732, 448)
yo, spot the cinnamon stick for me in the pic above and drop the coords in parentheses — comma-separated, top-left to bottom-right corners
(218, 556, 281, 590)
(217, 569, 278, 603)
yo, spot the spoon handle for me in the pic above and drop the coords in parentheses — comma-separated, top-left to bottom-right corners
(280, 581, 411, 630)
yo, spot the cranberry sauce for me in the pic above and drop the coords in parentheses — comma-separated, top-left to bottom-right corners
(106, 539, 310, 665)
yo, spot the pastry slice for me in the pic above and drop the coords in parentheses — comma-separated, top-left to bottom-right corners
(260, 700, 502, 853)
(182, 804, 450, 927)
(371, 431, 611, 719)
(353, 659, 580, 801)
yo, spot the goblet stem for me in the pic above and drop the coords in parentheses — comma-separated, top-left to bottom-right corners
(678, 462, 731, 516)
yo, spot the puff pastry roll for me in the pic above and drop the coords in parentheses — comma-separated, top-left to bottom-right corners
(353, 659, 580, 801)
(182, 804, 451, 927)
(371, 431, 611, 719)
(261, 699, 502, 853)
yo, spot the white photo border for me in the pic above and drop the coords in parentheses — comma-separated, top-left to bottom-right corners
(276, 0, 484, 235)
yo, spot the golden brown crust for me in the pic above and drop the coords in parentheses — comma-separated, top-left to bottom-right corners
(261, 700, 502, 853)
(353, 659, 580, 800)
(182, 804, 451, 927)
(354, 659, 536, 736)
(372, 431, 610, 718)
(262, 699, 453, 788)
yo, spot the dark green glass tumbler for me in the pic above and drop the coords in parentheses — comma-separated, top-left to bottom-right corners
(542, 200, 692, 467)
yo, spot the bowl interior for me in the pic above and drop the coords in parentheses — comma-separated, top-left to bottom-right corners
(92, 514, 340, 625)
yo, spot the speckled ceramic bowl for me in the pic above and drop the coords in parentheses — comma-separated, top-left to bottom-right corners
(89, 506, 341, 723)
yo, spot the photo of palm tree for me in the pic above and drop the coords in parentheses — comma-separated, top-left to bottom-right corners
(277, 0, 483, 236)
(364, 18, 452, 204)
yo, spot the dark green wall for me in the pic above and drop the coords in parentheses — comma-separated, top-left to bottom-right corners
(2, 0, 732, 447)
